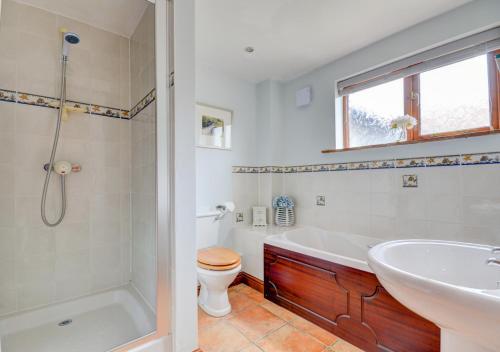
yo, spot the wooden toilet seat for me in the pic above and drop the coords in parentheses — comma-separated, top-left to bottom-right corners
(197, 247, 241, 271)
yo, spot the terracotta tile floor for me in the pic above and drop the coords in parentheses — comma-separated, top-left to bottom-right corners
(198, 284, 363, 352)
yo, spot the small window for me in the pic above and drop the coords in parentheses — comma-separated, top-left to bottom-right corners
(347, 79, 404, 148)
(341, 51, 500, 149)
(419, 55, 490, 135)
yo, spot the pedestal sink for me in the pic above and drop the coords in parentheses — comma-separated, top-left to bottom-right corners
(368, 240, 500, 352)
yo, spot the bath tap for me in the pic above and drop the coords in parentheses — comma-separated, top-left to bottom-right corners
(486, 258, 500, 266)
(486, 247, 500, 266)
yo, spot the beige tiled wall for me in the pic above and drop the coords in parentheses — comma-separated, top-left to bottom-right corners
(131, 103, 156, 311)
(232, 172, 284, 228)
(0, 105, 132, 316)
(0, 0, 130, 110)
(233, 165, 500, 247)
(130, 4, 155, 107)
(130, 3, 157, 311)
(0, 0, 133, 316)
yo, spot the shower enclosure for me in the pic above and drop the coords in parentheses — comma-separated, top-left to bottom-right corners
(0, 0, 167, 350)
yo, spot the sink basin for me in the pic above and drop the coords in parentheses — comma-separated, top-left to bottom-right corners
(368, 240, 500, 352)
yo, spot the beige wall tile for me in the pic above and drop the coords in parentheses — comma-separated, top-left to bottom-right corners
(232, 163, 500, 247)
(0, 0, 157, 318)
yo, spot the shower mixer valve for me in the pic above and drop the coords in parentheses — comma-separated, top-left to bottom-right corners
(43, 161, 81, 175)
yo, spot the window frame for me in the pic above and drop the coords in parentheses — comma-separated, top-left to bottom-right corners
(341, 50, 500, 149)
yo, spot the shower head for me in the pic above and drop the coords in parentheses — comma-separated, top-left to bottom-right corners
(62, 32, 80, 59)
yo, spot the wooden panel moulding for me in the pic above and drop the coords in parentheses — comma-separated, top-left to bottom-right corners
(264, 244, 440, 352)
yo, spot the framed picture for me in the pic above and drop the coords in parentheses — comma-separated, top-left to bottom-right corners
(196, 103, 232, 150)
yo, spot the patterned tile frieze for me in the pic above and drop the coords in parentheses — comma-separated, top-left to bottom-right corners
(17, 92, 59, 108)
(425, 155, 460, 167)
(90, 104, 121, 118)
(129, 88, 156, 119)
(0, 89, 17, 103)
(395, 158, 426, 168)
(232, 152, 500, 174)
(461, 152, 500, 165)
(0, 87, 157, 120)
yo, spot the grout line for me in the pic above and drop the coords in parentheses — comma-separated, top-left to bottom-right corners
(237, 342, 264, 352)
(252, 321, 288, 344)
(225, 287, 288, 345)
(202, 284, 347, 352)
(246, 291, 327, 347)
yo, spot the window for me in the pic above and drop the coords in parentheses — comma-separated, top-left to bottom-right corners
(419, 55, 490, 135)
(340, 49, 500, 149)
(346, 79, 403, 148)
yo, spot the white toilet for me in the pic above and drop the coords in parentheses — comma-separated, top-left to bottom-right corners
(196, 214, 241, 317)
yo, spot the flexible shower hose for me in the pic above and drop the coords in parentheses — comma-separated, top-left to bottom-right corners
(41, 58, 68, 227)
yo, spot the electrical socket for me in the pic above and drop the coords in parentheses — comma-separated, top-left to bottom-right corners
(235, 212, 244, 222)
(316, 195, 326, 206)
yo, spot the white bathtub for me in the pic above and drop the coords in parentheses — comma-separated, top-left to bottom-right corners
(265, 226, 383, 273)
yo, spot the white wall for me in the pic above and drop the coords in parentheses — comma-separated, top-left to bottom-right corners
(274, 0, 500, 165)
(256, 80, 285, 166)
(195, 64, 258, 213)
(229, 0, 500, 254)
(173, 0, 197, 350)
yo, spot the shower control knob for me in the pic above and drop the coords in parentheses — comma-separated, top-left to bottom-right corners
(54, 161, 72, 175)
(43, 162, 81, 173)
(71, 163, 82, 173)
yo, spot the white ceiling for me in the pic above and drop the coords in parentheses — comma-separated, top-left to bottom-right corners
(196, 0, 473, 83)
(13, 0, 150, 38)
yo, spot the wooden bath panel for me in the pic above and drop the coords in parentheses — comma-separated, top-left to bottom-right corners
(264, 244, 440, 352)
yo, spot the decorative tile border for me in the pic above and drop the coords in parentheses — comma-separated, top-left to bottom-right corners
(461, 153, 500, 165)
(395, 158, 426, 168)
(17, 92, 59, 108)
(425, 155, 460, 167)
(348, 162, 369, 170)
(66, 101, 91, 114)
(129, 89, 156, 119)
(90, 104, 121, 118)
(232, 152, 500, 174)
(0, 87, 157, 120)
(330, 163, 348, 171)
(311, 164, 330, 172)
(369, 160, 395, 169)
(0, 89, 17, 103)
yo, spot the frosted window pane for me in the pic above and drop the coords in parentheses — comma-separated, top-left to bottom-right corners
(348, 79, 404, 148)
(420, 55, 490, 135)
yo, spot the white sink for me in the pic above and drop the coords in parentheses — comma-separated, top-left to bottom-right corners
(368, 240, 500, 352)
